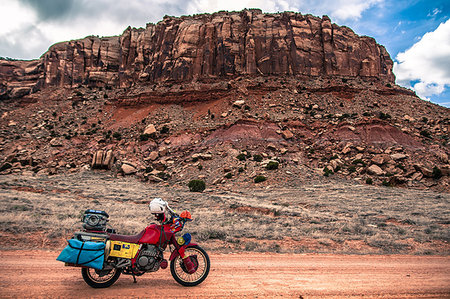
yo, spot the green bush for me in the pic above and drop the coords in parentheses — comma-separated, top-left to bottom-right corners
(238, 167, 244, 173)
(225, 172, 233, 179)
(432, 167, 442, 180)
(112, 132, 122, 140)
(253, 154, 263, 162)
(198, 164, 203, 170)
(266, 161, 279, 170)
(236, 153, 247, 161)
(366, 177, 373, 185)
(188, 180, 206, 192)
(254, 175, 267, 183)
(382, 180, 391, 187)
(323, 167, 333, 177)
(139, 133, 151, 141)
(379, 112, 391, 120)
(160, 125, 170, 134)
(420, 130, 431, 138)
(348, 165, 357, 173)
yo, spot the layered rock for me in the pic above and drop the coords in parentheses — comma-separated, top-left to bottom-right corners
(1, 9, 395, 98)
(0, 59, 43, 99)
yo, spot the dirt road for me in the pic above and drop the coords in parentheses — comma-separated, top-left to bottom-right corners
(0, 250, 449, 298)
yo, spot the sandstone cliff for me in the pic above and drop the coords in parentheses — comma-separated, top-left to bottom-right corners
(1, 9, 394, 98)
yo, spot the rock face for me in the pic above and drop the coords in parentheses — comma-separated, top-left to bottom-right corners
(1, 9, 394, 98)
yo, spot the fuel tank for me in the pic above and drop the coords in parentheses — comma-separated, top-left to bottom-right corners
(139, 224, 174, 244)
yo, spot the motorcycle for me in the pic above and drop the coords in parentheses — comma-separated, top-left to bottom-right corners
(57, 205, 210, 288)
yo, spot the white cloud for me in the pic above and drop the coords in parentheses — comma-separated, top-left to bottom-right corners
(394, 19, 450, 100)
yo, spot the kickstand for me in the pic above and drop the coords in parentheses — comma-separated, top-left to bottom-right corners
(131, 272, 137, 284)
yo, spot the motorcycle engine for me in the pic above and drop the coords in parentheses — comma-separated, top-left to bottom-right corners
(136, 245, 162, 272)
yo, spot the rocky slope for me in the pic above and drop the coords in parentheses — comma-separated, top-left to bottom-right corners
(0, 10, 448, 191)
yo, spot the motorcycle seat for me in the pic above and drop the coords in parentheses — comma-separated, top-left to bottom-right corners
(109, 229, 145, 243)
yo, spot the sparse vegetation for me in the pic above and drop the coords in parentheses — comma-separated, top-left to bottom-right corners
(112, 132, 122, 140)
(253, 154, 263, 162)
(254, 175, 267, 183)
(323, 167, 333, 177)
(379, 112, 391, 120)
(366, 178, 373, 185)
(266, 161, 279, 170)
(139, 133, 152, 141)
(432, 167, 442, 180)
(236, 153, 247, 161)
(420, 130, 432, 138)
(188, 179, 206, 192)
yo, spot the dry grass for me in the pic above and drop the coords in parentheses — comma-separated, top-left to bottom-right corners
(0, 172, 448, 254)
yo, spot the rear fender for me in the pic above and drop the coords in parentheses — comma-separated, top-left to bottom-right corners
(169, 243, 198, 261)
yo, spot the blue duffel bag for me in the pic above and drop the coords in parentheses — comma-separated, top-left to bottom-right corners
(57, 239, 105, 270)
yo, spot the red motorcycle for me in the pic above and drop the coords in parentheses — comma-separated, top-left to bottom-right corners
(58, 203, 210, 288)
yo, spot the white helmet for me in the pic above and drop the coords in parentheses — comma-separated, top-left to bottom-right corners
(149, 198, 167, 214)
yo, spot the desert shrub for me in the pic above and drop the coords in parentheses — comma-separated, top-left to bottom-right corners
(382, 180, 391, 187)
(253, 154, 263, 162)
(197, 164, 203, 170)
(432, 166, 442, 179)
(379, 112, 391, 120)
(156, 172, 171, 181)
(266, 161, 279, 170)
(188, 180, 206, 192)
(236, 153, 247, 161)
(323, 167, 333, 177)
(225, 172, 233, 179)
(420, 130, 432, 138)
(363, 112, 371, 116)
(0, 163, 12, 172)
(348, 165, 357, 173)
(238, 167, 244, 173)
(421, 117, 428, 123)
(366, 177, 373, 185)
(160, 125, 170, 134)
(112, 132, 122, 140)
(254, 175, 267, 183)
(334, 165, 341, 172)
(139, 133, 151, 141)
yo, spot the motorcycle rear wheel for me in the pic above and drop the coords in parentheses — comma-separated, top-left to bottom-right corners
(170, 245, 210, 287)
(81, 267, 121, 288)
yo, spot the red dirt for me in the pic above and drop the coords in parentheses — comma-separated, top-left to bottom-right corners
(0, 250, 449, 298)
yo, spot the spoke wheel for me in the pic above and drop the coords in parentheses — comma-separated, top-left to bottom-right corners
(81, 267, 121, 288)
(170, 245, 210, 287)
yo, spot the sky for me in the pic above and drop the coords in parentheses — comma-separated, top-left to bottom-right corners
(0, 0, 449, 107)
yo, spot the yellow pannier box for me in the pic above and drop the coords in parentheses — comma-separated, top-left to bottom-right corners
(109, 241, 140, 259)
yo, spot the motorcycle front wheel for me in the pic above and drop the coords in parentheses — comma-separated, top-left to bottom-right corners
(170, 245, 210, 287)
(81, 267, 121, 288)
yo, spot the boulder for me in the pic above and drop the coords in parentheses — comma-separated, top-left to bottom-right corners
(281, 129, 294, 140)
(121, 163, 137, 175)
(371, 154, 390, 165)
(390, 153, 407, 161)
(233, 100, 245, 108)
(91, 150, 114, 169)
(413, 164, 433, 178)
(144, 124, 157, 135)
(367, 164, 384, 176)
(148, 151, 159, 161)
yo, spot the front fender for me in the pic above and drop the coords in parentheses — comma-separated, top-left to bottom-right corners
(169, 243, 198, 261)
